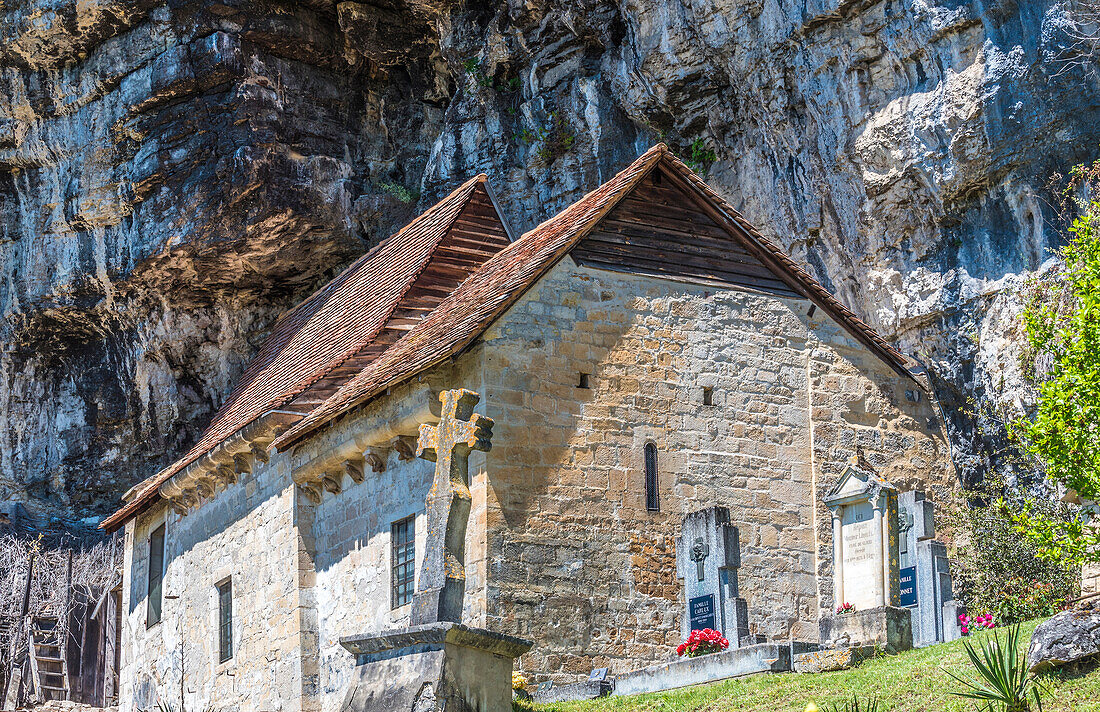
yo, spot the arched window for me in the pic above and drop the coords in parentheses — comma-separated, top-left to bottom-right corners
(644, 443, 660, 511)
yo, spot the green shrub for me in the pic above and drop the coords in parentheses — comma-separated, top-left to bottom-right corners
(944, 476, 1078, 624)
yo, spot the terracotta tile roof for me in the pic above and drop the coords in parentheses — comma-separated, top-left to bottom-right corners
(105, 143, 920, 531)
(101, 175, 503, 531)
(274, 144, 918, 450)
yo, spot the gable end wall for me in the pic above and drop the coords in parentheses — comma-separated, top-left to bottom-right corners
(476, 258, 955, 682)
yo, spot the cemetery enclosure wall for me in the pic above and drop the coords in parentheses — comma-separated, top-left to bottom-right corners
(478, 259, 955, 683)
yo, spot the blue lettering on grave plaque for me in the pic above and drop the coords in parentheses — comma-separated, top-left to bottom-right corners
(899, 566, 917, 607)
(689, 594, 717, 631)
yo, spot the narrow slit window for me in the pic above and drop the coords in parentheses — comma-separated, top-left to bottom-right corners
(391, 516, 415, 608)
(644, 443, 660, 511)
(146, 523, 165, 628)
(703, 387, 714, 406)
(217, 578, 233, 663)
(577, 372, 591, 389)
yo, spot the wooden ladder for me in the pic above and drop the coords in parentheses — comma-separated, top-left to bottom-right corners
(28, 617, 69, 703)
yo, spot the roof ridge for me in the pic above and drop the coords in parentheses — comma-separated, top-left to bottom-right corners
(271, 146, 667, 449)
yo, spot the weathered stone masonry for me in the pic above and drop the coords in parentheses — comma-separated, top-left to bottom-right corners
(121, 259, 954, 706)
(477, 259, 954, 681)
(114, 148, 957, 708)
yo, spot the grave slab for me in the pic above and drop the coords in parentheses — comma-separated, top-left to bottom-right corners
(792, 645, 876, 673)
(675, 506, 750, 647)
(898, 491, 960, 646)
(613, 643, 791, 696)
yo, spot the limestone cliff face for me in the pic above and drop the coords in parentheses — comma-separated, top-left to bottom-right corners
(1, 0, 1097, 518)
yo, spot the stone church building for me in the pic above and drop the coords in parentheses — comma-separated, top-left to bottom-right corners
(102, 145, 955, 711)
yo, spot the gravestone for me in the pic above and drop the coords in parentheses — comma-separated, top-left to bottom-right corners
(675, 507, 749, 647)
(898, 491, 960, 645)
(339, 389, 532, 712)
(820, 460, 912, 653)
(824, 460, 900, 610)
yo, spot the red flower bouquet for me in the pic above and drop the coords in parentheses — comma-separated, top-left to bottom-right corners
(836, 602, 855, 615)
(676, 628, 729, 658)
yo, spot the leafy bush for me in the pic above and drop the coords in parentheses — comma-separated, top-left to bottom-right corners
(377, 181, 418, 205)
(944, 475, 1079, 624)
(682, 138, 717, 176)
(1009, 158, 1100, 566)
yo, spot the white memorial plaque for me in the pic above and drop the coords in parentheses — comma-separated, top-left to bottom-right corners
(840, 501, 881, 609)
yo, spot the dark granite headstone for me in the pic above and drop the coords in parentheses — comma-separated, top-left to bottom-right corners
(676, 507, 749, 646)
(690, 595, 717, 630)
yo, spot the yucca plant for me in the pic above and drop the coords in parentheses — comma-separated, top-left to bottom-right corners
(949, 624, 1043, 711)
(826, 695, 883, 712)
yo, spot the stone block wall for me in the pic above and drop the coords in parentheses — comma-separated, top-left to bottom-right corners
(476, 258, 955, 682)
(121, 456, 305, 711)
(309, 448, 434, 702)
(118, 256, 955, 702)
(119, 367, 493, 712)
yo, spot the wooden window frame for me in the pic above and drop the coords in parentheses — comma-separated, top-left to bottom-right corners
(216, 578, 233, 663)
(146, 523, 166, 628)
(391, 516, 416, 609)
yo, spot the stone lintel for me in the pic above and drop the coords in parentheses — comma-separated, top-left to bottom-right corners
(339, 623, 532, 661)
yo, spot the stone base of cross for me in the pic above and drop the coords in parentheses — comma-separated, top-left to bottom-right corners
(410, 388, 493, 625)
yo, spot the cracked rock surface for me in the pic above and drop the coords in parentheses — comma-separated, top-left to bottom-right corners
(2, 0, 1099, 518)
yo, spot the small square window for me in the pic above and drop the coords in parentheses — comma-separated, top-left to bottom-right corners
(577, 373, 591, 389)
(702, 387, 714, 406)
(391, 517, 415, 608)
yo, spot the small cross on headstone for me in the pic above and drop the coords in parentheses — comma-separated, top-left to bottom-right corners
(690, 538, 709, 582)
(411, 388, 494, 625)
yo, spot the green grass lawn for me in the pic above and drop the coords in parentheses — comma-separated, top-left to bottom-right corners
(523, 619, 1099, 712)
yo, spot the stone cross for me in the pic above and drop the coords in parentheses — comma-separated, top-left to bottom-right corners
(411, 388, 493, 625)
(690, 538, 709, 582)
(675, 506, 749, 647)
